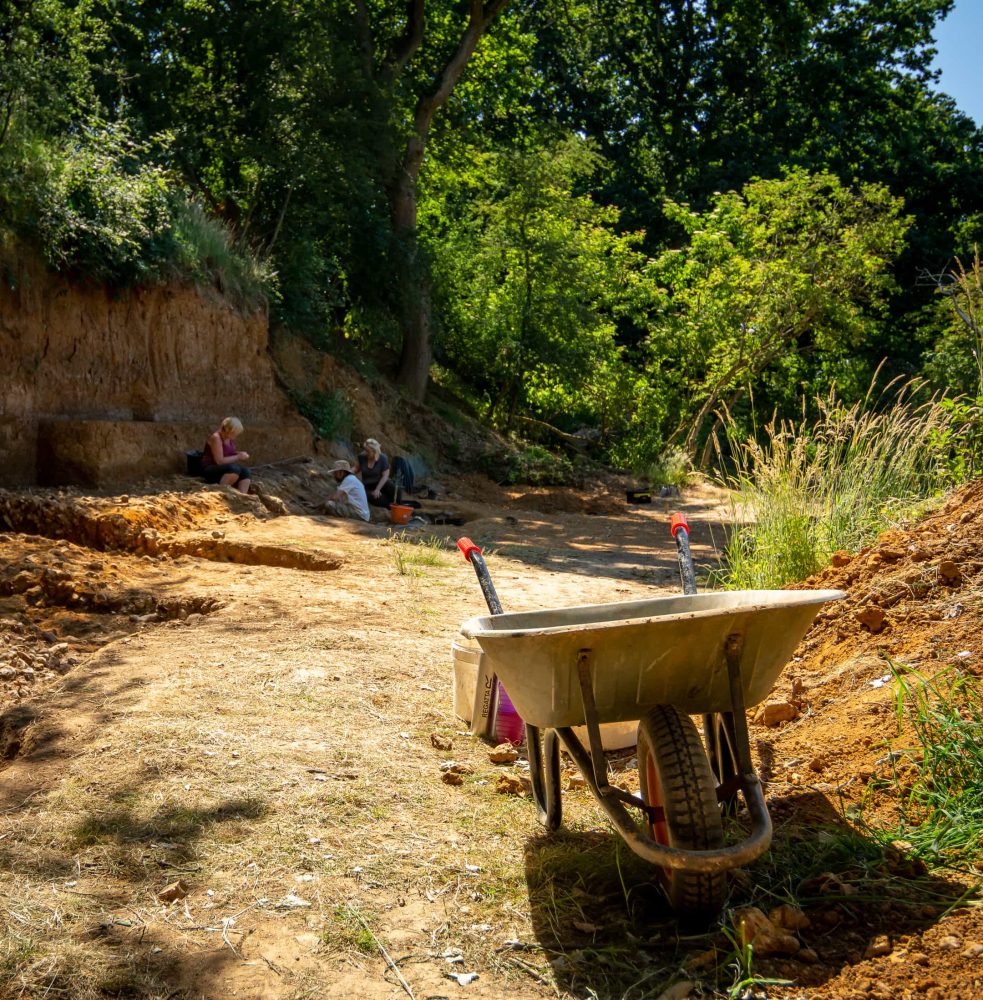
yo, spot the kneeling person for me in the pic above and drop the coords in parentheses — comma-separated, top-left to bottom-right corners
(323, 460, 370, 521)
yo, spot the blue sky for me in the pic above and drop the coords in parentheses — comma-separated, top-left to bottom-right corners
(931, 1, 981, 125)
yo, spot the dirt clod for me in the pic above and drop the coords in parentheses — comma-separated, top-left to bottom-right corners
(753, 701, 800, 726)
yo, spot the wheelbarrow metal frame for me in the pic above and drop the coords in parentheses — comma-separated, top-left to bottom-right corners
(456, 531, 837, 883)
(525, 631, 772, 874)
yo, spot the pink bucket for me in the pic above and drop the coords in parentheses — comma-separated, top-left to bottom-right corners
(493, 682, 525, 746)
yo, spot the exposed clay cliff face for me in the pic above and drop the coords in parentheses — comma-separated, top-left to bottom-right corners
(0, 254, 312, 486)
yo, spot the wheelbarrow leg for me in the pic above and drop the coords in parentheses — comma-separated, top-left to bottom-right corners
(526, 724, 561, 831)
(704, 634, 767, 815)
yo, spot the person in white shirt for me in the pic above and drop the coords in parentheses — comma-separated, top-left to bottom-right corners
(323, 460, 370, 521)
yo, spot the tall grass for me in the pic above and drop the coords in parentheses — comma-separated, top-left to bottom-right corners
(168, 198, 272, 308)
(715, 378, 951, 589)
(878, 662, 983, 867)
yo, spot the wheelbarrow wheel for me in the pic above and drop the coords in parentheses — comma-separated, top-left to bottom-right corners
(637, 705, 726, 924)
(703, 711, 741, 815)
(526, 724, 561, 831)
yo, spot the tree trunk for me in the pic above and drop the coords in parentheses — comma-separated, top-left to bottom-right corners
(383, 0, 511, 403)
(391, 132, 432, 400)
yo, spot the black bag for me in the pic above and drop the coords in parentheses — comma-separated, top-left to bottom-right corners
(391, 456, 415, 499)
(185, 449, 205, 476)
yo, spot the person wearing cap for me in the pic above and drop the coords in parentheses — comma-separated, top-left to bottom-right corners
(323, 460, 370, 521)
(357, 438, 396, 507)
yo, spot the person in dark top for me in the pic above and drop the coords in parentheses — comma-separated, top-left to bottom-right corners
(201, 416, 251, 493)
(357, 437, 396, 507)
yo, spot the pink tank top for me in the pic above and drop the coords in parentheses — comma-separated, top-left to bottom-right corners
(203, 434, 237, 466)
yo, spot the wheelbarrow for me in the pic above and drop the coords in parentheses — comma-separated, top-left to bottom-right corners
(456, 517, 845, 923)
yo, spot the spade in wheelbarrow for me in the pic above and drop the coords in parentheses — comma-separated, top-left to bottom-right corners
(456, 515, 845, 924)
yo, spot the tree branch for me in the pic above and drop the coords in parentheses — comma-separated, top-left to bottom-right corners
(384, 0, 426, 78)
(403, 0, 511, 185)
(353, 0, 376, 78)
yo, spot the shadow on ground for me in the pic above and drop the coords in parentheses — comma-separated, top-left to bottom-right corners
(522, 788, 972, 999)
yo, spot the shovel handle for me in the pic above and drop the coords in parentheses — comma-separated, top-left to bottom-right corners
(457, 536, 504, 615)
(671, 512, 698, 595)
(457, 537, 482, 561)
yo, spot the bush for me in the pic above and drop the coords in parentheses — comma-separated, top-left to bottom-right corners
(0, 121, 269, 304)
(296, 389, 353, 442)
(497, 444, 576, 486)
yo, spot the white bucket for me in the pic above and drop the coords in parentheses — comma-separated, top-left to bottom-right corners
(452, 634, 637, 751)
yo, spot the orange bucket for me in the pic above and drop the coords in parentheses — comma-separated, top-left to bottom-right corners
(389, 504, 413, 525)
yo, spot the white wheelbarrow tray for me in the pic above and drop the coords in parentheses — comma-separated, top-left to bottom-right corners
(461, 588, 846, 729)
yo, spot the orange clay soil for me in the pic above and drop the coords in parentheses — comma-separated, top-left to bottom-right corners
(1, 466, 981, 1000)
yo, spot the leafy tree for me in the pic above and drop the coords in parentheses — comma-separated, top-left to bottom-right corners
(923, 248, 983, 395)
(527, 0, 981, 364)
(96, 0, 519, 397)
(432, 136, 654, 435)
(645, 169, 909, 465)
(0, 0, 104, 146)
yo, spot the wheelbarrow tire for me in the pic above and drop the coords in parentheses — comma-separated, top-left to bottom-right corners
(637, 705, 726, 925)
(526, 724, 562, 831)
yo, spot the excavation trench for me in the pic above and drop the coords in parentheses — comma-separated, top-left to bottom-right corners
(0, 490, 344, 571)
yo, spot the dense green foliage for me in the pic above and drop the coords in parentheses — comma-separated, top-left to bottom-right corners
(1, 0, 981, 468)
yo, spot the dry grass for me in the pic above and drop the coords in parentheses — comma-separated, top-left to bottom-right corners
(1, 520, 684, 1000)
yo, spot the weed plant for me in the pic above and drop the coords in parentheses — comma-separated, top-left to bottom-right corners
(871, 662, 983, 868)
(387, 531, 447, 576)
(647, 446, 695, 489)
(714, 378, 951, 589)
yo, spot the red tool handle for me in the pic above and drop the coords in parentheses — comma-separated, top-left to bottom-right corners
(670, 512, 689, 538)
(457, 536, 503, 615)
(457, 537, 482, 562)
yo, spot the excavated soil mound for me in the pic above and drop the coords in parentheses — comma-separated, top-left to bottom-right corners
(737, 478, 983, 999)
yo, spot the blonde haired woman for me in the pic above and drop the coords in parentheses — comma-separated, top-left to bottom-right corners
(201, 417, 251, 493)
(357, 437, 396, 507)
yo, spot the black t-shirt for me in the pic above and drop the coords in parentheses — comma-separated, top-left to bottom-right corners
(358, 453, 389, 490)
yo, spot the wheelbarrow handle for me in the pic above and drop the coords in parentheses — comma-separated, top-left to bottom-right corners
(670, 512, 698, 596)
(456, 536, 504, 616)
(457, 537, 482, 561)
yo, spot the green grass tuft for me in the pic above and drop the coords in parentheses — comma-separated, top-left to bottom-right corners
(714, 377, 951, 589)
(872, 662, 983, 868)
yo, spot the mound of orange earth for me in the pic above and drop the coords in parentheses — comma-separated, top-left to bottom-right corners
(763, 477, 983, 802)
(742, 477, 983, 999)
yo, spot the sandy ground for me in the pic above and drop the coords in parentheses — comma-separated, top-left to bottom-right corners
(1, 466, 982, 999)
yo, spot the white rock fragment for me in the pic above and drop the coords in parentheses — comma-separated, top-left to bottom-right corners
(276, 894, 311, 909)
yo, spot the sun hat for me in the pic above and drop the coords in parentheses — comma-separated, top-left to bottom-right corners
(364, 438, 381, 454)
(331, 460, 353, 473)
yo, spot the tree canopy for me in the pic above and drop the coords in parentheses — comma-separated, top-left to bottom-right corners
(1, 0, 980, 468)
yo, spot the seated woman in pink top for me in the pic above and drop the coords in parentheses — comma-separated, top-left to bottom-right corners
(201, 416, 251, 493)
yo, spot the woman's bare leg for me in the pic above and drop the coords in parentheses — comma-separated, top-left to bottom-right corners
(220, 473, 238, 487)
(237, 478, 251, 494)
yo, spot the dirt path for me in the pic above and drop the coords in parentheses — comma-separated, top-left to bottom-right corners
(0, 475, 727, 999)
(1, 470, 981, 999)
